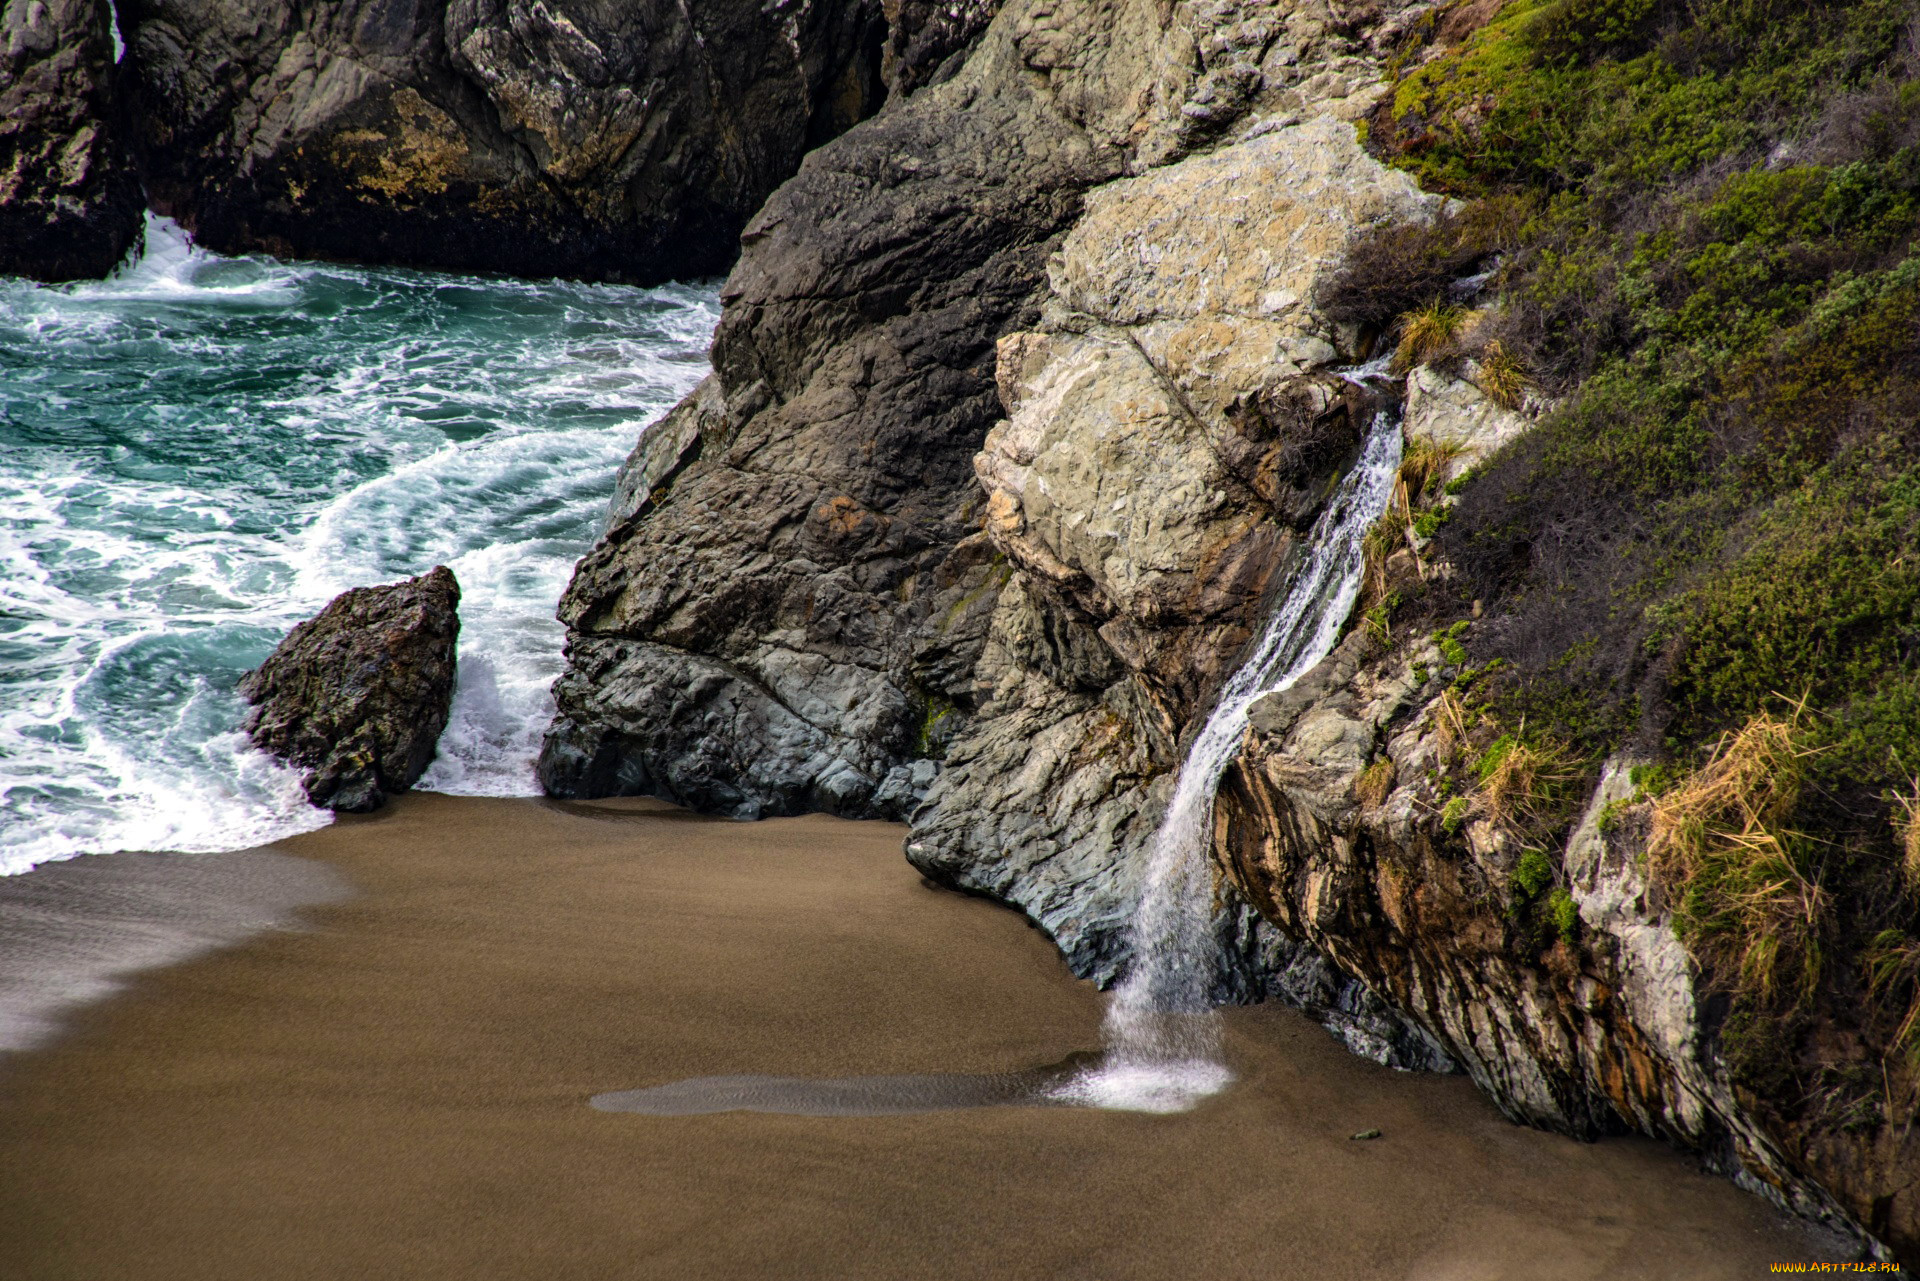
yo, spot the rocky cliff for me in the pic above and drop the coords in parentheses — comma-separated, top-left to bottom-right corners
(545, 0, 1920, 1263)
(0, 0, 142, 280)
(540, 0, 1442, 819)
(540, 0, 1408, 817)
(110, 0, 885, 280)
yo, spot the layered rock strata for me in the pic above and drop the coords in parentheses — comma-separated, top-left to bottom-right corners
(1215, 619, 1907, 1258)
(0, 0, 142, 280)
(241, 566, 460, 812)
(119, 0, 887, 280)
(1198, 361, 1907, 1260)
(542, 0, 1416, 819)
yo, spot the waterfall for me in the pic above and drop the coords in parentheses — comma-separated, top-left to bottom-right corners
(1058, 390, 1404, 1112)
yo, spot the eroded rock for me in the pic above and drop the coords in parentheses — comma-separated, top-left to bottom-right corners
(241, 566, 460, 812)
(541, 0, 1350, 821)
(120, 0, 886, 281)
(0, 0, 142, 280)
(1215, 634, 1899, 1259)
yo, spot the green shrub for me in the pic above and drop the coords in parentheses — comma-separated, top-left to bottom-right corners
(1412, 504, 1452, 541)
(1433, 621, 1471, 667)
(1547, 888, 1581, 944)
(1512, 847, 1556, 900)
(1369, 0, 1920, 1086)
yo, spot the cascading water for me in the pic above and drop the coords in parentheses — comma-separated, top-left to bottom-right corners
(588, 373, 1406, 1121)
(1057, 383, 1404, 1113)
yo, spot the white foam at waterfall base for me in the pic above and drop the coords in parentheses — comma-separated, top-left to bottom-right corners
(0, 215, 719, 871)
(1054, 404, 1404, 1113)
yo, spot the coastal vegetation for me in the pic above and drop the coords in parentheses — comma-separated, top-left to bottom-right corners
(1350, 0, 1920, 1127)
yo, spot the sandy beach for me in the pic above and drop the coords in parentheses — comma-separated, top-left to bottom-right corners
(0, 793, 1834, 1279)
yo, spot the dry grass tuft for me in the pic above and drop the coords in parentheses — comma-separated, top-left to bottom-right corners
(1430, 688, 1472, 760)
(1394, 302, 1470, 370)
(1647, 712, 1830, 1003)
(1355, 758, 1396, 808)
(1398, 436, 1466, 504)
(1866, 930, 1920, 1076)
(1361, 511, 1407, 604)
(1475, 339, 1529, 409)
(1476, 733, 1580, 827)
(1892, 784, 1920, 893)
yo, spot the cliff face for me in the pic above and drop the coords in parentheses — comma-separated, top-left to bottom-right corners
(0, 0, 142, 280)
(541, 0, 1421, 819)
(1213, 506, 1918, 1256)
(906, 114, 1437, 981)
(118, 0, 886, 280)
(544, 0, 1920, 1262)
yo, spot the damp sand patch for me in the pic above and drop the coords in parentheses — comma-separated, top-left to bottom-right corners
(591, 1050, 1233, 1117)
(0, 845, 350, 1053)
(592, 1061, 1087, 1116)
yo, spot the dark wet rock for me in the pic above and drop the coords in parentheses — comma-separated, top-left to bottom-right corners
(880, 0, 998, 99)
(539, 0, 1423, 825)
(0, 0, 143, 281)
(119, 0, 886, 282)
(240, 566, 459, 813)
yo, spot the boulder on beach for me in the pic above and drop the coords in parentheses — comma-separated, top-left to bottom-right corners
(240, 566, 460, 813)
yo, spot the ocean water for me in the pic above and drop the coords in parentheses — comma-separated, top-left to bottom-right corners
(0, 215, 720, 874)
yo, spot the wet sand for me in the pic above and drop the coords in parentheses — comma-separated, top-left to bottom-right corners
(0, 844, 350, 1052)
(0, 793, 1834, 1279)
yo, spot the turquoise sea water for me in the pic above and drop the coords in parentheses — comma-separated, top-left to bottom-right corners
(0, 216, 719, 873)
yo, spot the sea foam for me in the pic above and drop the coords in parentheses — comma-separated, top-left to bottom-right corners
(0, 214, 718, 871)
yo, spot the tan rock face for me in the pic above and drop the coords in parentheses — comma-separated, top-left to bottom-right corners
(1051, 117, 1433, 417)
(911, 107, 1444, 982)
(973, 115, 1439, 680)
(1404, 363, 1532, 482)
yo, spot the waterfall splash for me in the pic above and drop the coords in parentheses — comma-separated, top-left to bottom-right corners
(591, 376, 1402, 1121)
(1056, 391, 1404, 1113)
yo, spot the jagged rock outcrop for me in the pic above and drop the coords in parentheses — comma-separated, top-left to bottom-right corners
(1213, 622, 1911, 1260)
(1, 0, 142, 280)
(541, 0, 1401, 819)
(241, 566, 460, 813)
(119, 0, 886, 281)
